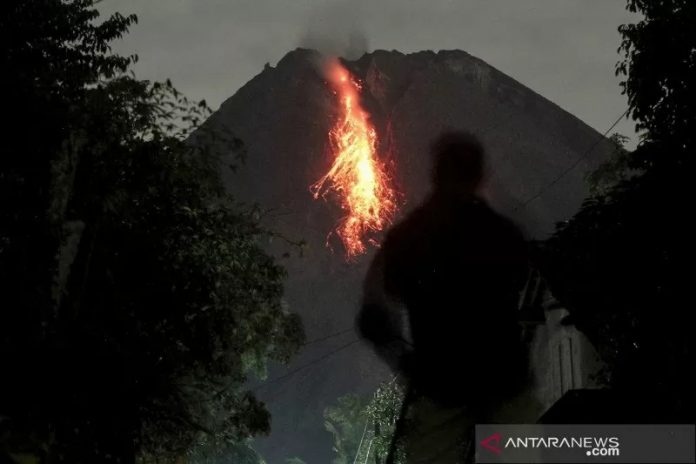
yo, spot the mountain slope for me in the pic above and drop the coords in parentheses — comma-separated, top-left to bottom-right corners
(197, 48, 613, 463)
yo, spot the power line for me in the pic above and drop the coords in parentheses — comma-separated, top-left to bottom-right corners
(302, 327, 355, 346)
(253, 337, 361, 394)
(246, 326, 357, 395)
(211, 332, 360, 400)
(513, 108, 630, 212)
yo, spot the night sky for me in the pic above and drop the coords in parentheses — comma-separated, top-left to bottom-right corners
(99, 0, 640, 148)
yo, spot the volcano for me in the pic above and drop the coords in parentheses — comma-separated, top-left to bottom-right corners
(194, 48, 613, 462)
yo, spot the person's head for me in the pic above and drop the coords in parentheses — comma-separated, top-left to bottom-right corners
(431, 131, 485, 197)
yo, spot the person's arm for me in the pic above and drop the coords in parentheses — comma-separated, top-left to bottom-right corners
(357, 247, 414, 374)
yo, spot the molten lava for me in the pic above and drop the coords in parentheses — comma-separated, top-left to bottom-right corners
(311, 59, 397, 258)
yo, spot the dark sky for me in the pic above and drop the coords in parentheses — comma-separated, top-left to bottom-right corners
(100, 0, 640, 146)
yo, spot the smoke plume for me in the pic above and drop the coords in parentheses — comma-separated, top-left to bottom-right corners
(298, 0, 370, 59)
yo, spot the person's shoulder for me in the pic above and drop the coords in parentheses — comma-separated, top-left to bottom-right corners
(475, 200, 525, 241)
(386, 203, 430, 238)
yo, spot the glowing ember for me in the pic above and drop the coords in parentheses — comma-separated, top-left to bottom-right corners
(311, 59, 397, 258)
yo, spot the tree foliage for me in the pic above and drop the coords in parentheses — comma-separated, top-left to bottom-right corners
(0, 1, 303, 462)
(586, 133, 637, 196)
(323, 381, 405, 464)
(538, 0, 694, 421)
(617, 0, 695, 165)
(188, 439, 266, 464)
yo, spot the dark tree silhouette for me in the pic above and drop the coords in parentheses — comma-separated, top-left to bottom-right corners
(539, 0, 695, 422)
(0, 1, 303, 462)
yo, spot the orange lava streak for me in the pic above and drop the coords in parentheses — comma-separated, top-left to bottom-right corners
(311, 60, 396, 258)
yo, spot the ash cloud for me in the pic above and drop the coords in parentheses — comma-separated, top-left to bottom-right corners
(298, 0, 370, 59)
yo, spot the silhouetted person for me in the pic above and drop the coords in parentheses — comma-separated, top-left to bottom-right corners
(358, 132, 532, 463)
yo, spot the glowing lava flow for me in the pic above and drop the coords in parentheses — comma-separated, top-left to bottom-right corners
(311, 60, 396, 258)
